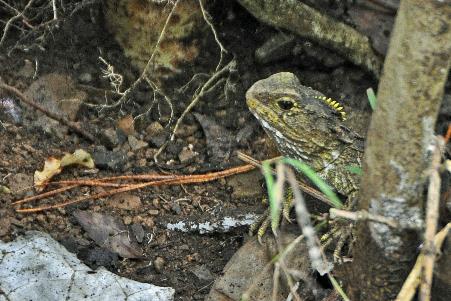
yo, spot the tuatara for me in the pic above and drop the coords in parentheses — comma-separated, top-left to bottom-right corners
(246, 72, 366, 246)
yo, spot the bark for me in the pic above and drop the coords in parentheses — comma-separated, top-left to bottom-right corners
(349, 1, 451, 300)
(236, 0, 382, 78)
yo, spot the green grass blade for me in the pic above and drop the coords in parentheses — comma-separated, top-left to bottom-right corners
(282, 158, 343, 209)
(366, 87, 377, 111)
(261, 161, 281, 224)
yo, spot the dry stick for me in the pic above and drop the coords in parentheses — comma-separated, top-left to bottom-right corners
(51, 0, 58, 20)
(237, 151, 334, 207)
(445, 123, 451, 143)
(329, 208, 399, 228)
(0, 0, 34, 46)
(15, 164, 255, 212)
(154, 60, 233, 161)
(286, 168, 330, 276)
(0, 80, 95, 142)
(419, 137, 445, 301)
(395, 223, 450, 301)
(169, 60, 233, 142)
(199, 0, 227, 71)
(107, 0, 179, 111)
(54, 173, 178, 184)
(12, 185, 78, 206)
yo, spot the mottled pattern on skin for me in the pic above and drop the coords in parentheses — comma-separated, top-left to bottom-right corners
(246, 72, 364, 196)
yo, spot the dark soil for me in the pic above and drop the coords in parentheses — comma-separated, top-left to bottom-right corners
(3, 1, 447, 301)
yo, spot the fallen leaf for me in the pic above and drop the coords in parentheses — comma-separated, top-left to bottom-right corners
(73, 210, 143, 259)
(34, 149, 95, 191)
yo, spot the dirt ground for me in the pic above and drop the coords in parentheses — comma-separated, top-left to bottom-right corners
(1, 1, 449, 301)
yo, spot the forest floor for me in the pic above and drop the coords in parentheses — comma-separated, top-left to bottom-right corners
(3, 1, 446, 300)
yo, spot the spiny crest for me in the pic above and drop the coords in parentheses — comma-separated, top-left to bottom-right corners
(313, 96, 347, 121)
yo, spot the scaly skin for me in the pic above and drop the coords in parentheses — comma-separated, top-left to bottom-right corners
(246, 72, 364, 196)
(246, 72, 365, 251)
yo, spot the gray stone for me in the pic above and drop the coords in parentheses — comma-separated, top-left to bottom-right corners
(0, 231, 175, 301)
(128, 135, 148, 151)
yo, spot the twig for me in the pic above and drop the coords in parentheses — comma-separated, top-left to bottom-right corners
(12, 185, 78, 206)
(0, 80, 95, 142)
(396, 223, 450, 301)
(0, 0, 35, 47)
(286, 167, 331, 275)
(329, 208, 399, 228)
(198, 0, 227, 71)
(169, 60, 233, 142)
(14, 164, 255, 212)
(108, 0, 179, 111)
(420, 136, 444, 301)
(52, 0, 58, 20)
(153, 60, 234, 161)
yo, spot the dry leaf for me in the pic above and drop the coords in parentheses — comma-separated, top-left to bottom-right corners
(34, 149, 95, 191)
(73, 210, 143, 259)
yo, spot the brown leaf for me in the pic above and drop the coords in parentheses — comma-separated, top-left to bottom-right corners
(73, 210, 143, 259)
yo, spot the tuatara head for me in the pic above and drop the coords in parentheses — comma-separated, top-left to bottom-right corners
(246, 72, 360, 174)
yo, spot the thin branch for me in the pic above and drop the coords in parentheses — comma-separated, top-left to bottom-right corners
(14, 164, 255, 212)
(0, 0, 35, 47)
(199, 0, 227, 71)
(0, 79, 95, 142)
(329, 208, 399, 228)
(420, 137, 445, 301)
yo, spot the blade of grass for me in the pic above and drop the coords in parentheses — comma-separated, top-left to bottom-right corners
(282, 158, 343, 209)
(366, 87, 377, 110)
(262, 161, 281, 232)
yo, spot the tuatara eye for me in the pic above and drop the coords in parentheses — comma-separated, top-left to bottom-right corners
(276, 97, 295, 110)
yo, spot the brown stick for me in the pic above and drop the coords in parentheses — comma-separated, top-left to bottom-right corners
(14, 164, 255, 212)
(0, 80, 95, 142)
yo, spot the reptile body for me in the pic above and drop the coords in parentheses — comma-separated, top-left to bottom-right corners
(246, 73, 367, 247)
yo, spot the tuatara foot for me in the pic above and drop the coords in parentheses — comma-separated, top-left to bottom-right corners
(249, 189, 294, 243)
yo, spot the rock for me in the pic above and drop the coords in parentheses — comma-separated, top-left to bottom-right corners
(147, 133, 167, 148)
(171, 202, 182, 215)
(148, 209, 159, 216)
(107, 193, 142, 210)
(0, 210, 11, 237)
(128, 135, 148, 151)
(190, 265, 215, 282)
(99, 128, 120, 149)
(60, 98, 83, 121)
(92, 149, 127, 171)
(117, 115, 135, 136)
(0, 231, 175, 301)
(154, 257, 165, 272)
(24, 73, 87, 137)
(145, 121, 168, 147)
(178, 145, 198, 163)
(146, 121, 164, 136)
(78, 72, 93, 83)
(131, 223, 145, 243)
(103, 0, 203, 80)
(175, 124, 198, 138)
(166, 140, 184, 157)
(207, 231, 327, 301)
